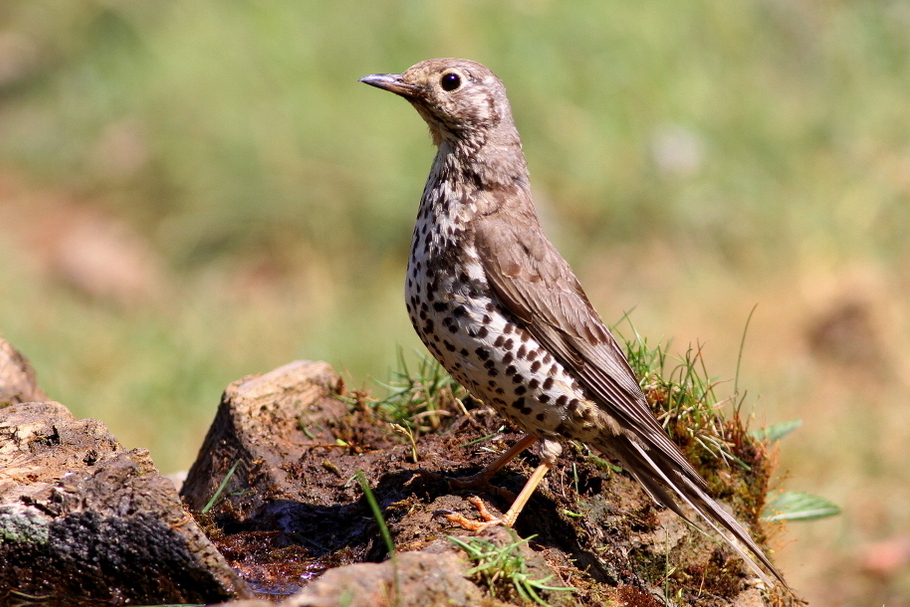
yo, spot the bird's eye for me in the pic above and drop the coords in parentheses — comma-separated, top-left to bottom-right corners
(440, 72, 461, 91)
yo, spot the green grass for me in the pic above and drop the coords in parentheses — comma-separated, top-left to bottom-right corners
(367, 348, 468, 433)
(449, 533, 574, 607)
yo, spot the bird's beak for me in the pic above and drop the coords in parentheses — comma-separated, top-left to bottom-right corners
(359, 73, 419, 98)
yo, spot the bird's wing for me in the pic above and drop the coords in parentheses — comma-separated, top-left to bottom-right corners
(473, 210, 704, 483)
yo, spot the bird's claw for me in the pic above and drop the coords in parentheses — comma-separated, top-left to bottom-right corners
(439, 495, 506, 531)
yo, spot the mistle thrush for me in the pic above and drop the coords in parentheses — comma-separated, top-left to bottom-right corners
(361, 58, 787, 589)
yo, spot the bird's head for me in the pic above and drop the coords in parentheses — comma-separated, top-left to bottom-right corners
(360, 58, 516, 148)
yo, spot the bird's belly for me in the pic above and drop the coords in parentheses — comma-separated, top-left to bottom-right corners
(405, 273, 610, 445)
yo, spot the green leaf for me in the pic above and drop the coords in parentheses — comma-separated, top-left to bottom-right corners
(749, 419, 802, 442)
(761, 491, 841, 522)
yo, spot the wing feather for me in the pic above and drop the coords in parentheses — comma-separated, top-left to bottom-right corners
(473, 211, 704, 485)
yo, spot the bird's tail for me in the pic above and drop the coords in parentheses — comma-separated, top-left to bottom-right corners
(601, 435, 789, 590)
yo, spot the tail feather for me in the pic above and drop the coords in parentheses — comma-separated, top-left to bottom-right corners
(605, 436, 789, 589)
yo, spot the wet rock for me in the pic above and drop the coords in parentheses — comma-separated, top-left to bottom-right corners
(181, 360, 349, 519)
(180, 360, 398, 593)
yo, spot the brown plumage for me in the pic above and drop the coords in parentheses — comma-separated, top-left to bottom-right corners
(361, 58, 787, 589)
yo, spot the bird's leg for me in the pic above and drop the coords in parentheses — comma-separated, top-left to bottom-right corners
(450, 433, 538, 488)
(445, 460, 553, 531)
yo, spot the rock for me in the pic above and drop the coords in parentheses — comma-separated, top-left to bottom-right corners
(286, 546, 483, 607)
(0, 344, 251, 605)
(180, 360, 389, 594)
(180, 360, 349, 519)
(0, 338, 48, 406)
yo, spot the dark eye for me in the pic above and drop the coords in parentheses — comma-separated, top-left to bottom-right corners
(440, 72, 461, 91)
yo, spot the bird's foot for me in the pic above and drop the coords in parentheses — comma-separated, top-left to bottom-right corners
(440, 495, 511, 531)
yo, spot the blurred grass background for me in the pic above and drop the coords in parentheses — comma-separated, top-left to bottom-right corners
(1, 1, 909, 604)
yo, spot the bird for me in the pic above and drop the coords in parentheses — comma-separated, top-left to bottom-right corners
(360, 58, 788, 589)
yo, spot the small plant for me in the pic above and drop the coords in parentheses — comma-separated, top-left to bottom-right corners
(448, 532, 574, 606)
(357, 470, 401, 602)
(615, 318, 740, 467)
(761, 490, 841, 522)
(615, 315, 841, 524)
(370, 348, 469, 433)
(201, 460, 241, 514)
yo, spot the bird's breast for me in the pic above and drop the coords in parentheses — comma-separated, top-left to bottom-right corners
(404, 222, 616, 447)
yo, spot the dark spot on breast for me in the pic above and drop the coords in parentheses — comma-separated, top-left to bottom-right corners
(433, 302, 446, 312)
(502, 352, 514, 365)
(493, 335, 505, 348)
(555, 395, 568, 407)
(528, 378, 540, 390)
(444, 341, 457, 352)
(511, 397, 525, 409)
(476, 326, 489, 339)
(542, 377, 554, 391)
(460, 348, 469, 356)
(530, 360, 541, 373)
(484, 359, 495, 369)
(514, 385, 527, 395)
(535, 412, 545, 421)
(538, 394, 551, 403)
(453, 305, 467, 317)
(485, 302, 495, 312)
(503, 323, 514, 335)
(505, 365, 517, 376)
(503, 339, 514, 350)
(482, 314, 491, 324)
(516, 345, 527, 359)
(520, 407, 533, 415)
(542, 353, 553, 365)
(476, 347, 490, 360)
